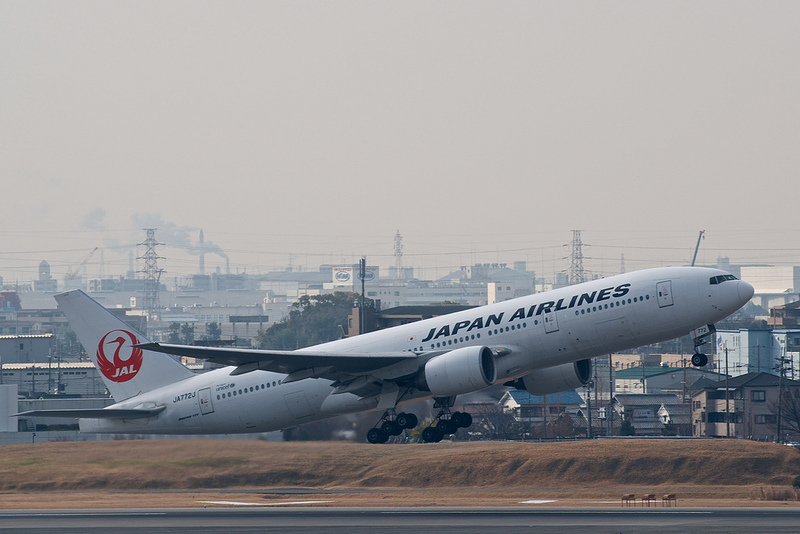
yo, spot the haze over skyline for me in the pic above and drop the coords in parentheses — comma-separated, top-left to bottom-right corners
(2, 2, 798, 285)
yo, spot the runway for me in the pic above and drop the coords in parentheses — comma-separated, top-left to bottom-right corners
(1, 507, 799, 533)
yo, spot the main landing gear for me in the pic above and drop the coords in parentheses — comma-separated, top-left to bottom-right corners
(366, 410, 419, 444)
(419, 396, 473, 443)
(365, 397, 476, 444)
(420, 410, 473, 443)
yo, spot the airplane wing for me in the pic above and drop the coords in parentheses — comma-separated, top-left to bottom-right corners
(136, 342, 419, 383)
(14, 406, 166, 419)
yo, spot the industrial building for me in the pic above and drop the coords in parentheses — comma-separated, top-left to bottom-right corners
(0, 335, 54, 364)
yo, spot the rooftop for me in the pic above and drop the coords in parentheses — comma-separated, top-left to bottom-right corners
(504, 389, 584, 405)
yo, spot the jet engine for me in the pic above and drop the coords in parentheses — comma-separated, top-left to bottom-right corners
(417, 346, 497, 397)
(513, 359, 592, 396)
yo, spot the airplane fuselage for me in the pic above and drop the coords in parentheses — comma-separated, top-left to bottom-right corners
(81, 266, 752, 434)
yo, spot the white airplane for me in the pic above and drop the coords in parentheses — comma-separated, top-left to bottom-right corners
(17, 266, 753, 443)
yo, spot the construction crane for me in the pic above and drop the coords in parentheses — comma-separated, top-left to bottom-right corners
(691, 231, 705, 267)
(66, 247, 98, 280)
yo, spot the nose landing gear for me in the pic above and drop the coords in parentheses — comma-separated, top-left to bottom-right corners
(690, 324, 715, 367)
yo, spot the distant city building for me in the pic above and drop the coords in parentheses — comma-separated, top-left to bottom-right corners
(0, 291, 21, 311)
(741, 266, 800, 308)
(33, 261, 58, 292)
(0, 335, 54, 364)
(716, 329, 800, 378)
(768, 301, 800, 328)
(0, 362, 106, 397)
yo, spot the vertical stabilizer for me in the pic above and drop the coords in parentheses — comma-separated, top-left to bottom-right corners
(56, 290, 195, 401)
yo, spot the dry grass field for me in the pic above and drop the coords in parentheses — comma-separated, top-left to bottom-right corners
(1, 438, 799, 509)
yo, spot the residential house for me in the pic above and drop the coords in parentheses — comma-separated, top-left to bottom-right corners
(691, 372, 800, 441)
(501, 389, 584, 438)
(612, 393, 689, 436)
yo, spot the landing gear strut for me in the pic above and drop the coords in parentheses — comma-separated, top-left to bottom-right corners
(366, 409, 419, 444)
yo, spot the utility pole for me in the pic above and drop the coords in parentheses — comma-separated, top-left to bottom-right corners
(586, 379, 593, 439)
(608, 355, 614, 436)
(543, 395, 548, 438)
(359, 257, 366, 335)
(682, 353, 687, 403)
(777, 347, 788, 443)
(757, 343, 761, 373)
(641, 354, 646, 393)
(725, 345, 730, 438)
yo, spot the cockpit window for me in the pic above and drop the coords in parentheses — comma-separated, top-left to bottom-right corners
(709, 274, 738, 285)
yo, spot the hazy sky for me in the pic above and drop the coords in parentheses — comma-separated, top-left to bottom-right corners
(2, 2, 799, 284)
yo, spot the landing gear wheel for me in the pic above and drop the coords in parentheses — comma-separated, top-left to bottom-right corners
(691, 353, 708, 367)
(461, 412, 472, 428)
(437, 419, 457, 435)
(396, 412, 418, 429)
(381, 420, 403, 436)
(421, 426, 443, 443)
(366, 427, 388, 444)
(451, 411, 471, 429)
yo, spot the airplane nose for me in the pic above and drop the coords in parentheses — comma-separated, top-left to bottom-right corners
(738, 280, 754, 303)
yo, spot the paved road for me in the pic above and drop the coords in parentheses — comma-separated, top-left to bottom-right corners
(1, 507, 799, 533)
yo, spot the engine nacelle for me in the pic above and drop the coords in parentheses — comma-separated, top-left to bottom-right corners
(515, 359, 592, 396)
(417, 346, 497, 397)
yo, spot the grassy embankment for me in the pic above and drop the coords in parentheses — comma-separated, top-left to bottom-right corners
(0, 438, 798, 494)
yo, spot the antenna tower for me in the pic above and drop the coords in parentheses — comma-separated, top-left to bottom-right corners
(138, 228, 164, 322)
(393, 230, 404, 281)
(568, 230, 586, 285)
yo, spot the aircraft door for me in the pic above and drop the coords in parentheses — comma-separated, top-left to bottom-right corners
(198, 387, 214, 415)
(656, 280, 674, 308)
(544, 310, 559, 333)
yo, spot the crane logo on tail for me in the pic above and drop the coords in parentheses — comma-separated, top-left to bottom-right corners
(97, 330, 143, 382)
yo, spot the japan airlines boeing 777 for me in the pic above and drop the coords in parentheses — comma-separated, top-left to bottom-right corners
(17, 266, 753, 443)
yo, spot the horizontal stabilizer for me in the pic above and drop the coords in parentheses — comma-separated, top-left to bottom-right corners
(14, 406, 166, 419)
